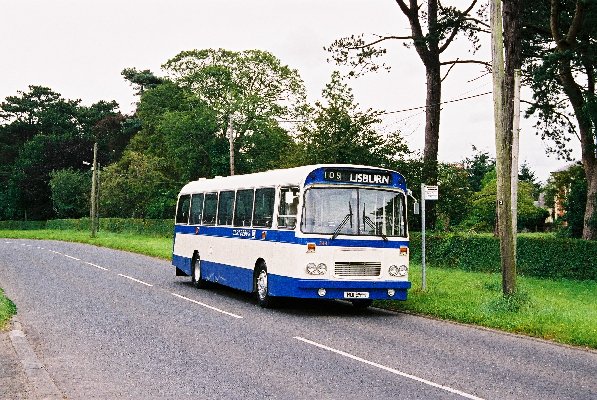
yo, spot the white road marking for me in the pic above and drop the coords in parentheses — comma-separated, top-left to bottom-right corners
(84, 261, 109, 271)
(171, 293, 243, 319)
(293, 336, 485, 400)
(118, 274, 154, 287)
(48, 250, 63, 255)
(64, 254, 81, 261)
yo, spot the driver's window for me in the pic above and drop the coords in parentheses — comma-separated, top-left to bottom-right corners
(278, 187, 299, 229)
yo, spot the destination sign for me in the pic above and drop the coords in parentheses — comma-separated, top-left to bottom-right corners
(323, 169, 392, 185)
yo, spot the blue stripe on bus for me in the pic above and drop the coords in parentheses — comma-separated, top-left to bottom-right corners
(173, 225, 408, 249)
(173, 254, 411, 300)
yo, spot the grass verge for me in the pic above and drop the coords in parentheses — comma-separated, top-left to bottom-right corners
(0, 288, 17, 330)
(1, 229, 596, 349)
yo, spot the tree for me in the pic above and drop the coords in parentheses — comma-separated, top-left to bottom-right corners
(49, 169, 90, 218)
(100, 151, 177, 219)
(326, 1, 489, 228)
(0, 86, 125, 220)
(294, 72, 409, 167)
(521, 0, 597, 240)
(436, 163, 474, 229)
(162, 49, 307, 175)
(121, 68, 165, 95)
(462, 147, 496, 192)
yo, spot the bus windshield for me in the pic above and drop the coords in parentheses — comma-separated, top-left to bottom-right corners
(302, 187, 407, 238)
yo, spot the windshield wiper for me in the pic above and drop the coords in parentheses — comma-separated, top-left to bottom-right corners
(331, 202, 353, 240)
(362, 204, 388, 241)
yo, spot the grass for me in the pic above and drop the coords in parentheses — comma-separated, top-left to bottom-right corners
(379, 265, 597, 349)
(0, 288, 17, 330)
(1, 229, 596, 349)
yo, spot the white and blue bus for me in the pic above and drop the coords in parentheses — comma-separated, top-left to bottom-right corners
(172, 164, 412, 308)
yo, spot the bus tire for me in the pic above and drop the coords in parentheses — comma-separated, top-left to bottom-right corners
(255, 264, 274, 308)
(191, 254, 207, 289)
(351, 299, 373, 309)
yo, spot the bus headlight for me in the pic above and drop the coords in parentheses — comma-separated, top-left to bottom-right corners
(316, 263, 327, 275)
(389, 265, 408, 277)
(306, 263, 327, 275)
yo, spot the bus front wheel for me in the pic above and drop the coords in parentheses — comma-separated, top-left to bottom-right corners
(255, 265, 274, 308)
(191, 255, 207, 289)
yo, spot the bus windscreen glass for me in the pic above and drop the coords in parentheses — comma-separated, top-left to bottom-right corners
(302, 188, 406, 237)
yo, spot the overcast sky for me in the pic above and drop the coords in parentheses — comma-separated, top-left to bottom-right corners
(0, 0, 580, 182)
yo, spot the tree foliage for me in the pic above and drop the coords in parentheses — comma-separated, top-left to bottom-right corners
(521, 0, 597, 239)
(162, 49, 307, 175)
(0, 86, 126, 220)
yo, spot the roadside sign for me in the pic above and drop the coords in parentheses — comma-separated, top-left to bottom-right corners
(424, 185, 439, 200)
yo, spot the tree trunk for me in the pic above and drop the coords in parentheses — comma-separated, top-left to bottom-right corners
(585, 172, 597, 239)
(422, 63, 442, 229)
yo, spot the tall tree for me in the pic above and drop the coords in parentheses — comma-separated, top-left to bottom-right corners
(326, 1, 489, 228)
(522, 0, 597, 239)
(162, 49, 307, 175)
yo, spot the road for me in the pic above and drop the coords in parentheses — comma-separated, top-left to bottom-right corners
(1, 239, 595, 399)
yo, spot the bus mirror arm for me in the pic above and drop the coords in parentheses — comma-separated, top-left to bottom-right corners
(408, 190, 420, 215)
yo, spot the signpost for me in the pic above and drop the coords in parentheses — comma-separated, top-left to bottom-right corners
(421, 184, 438, 291)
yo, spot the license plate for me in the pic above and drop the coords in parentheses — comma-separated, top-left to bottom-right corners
(344, 291, 369, 299)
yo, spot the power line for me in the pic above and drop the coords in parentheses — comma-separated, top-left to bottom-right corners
(380, 91, 492, 115)
(275, 90, 493, 123)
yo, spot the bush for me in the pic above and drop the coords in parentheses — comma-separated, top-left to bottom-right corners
(410, 233, 597, 281)
(0, 220, 47, 230)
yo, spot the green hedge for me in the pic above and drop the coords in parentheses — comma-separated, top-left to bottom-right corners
(410, 233, 597, 281)
(1, 218, 174, 238)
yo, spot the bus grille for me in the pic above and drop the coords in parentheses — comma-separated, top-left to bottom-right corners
(334, 262, 381, 277)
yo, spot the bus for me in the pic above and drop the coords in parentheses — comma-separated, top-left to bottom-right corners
(172, 164, 412, 308)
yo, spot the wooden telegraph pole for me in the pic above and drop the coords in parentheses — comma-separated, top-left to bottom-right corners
(490, 0, 516, 296)
(91, 142, 99, 238)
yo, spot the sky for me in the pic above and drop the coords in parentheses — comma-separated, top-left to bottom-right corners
(0, 0, 580, 183)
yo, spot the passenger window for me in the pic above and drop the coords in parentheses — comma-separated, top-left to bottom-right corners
(278, 187, 300, 229)
(202, 193, 218, 225)
(217, 191, 235, 226)
(234, 189, 254, 227)
(189, 194, 204, 225)
(253, 188, 275, 228)
(176, 195, 191, 224)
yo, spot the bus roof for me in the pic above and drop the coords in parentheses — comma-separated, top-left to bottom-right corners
(179, 164, 406, 195)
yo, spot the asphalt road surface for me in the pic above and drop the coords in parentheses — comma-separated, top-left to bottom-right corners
(1, 239, 595, 399)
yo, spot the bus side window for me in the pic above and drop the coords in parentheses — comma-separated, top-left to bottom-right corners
(217, 191, 235, 226)
(234, 189, 254, 227)
(278, 187, 299, 229)
(175, 195, 191, 224)
(189, 193, 204, 225)
(253, 187, 275, 228)
(202, 192, 218, 225)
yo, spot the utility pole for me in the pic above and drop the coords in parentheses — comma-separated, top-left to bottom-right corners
(90, 142, 99, 238)
(227, 116, 235, 176)
(511, 69, 521, 250)
(490, 0, 516, 296)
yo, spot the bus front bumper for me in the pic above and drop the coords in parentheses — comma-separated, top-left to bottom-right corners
(269, 276, 412, 301)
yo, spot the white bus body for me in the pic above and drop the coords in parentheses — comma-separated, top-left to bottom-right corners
(172, 164, 411, 307)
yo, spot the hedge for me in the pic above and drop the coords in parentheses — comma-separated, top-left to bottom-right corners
(0, 218, 174, 238)
(410, 233, 597, 281)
